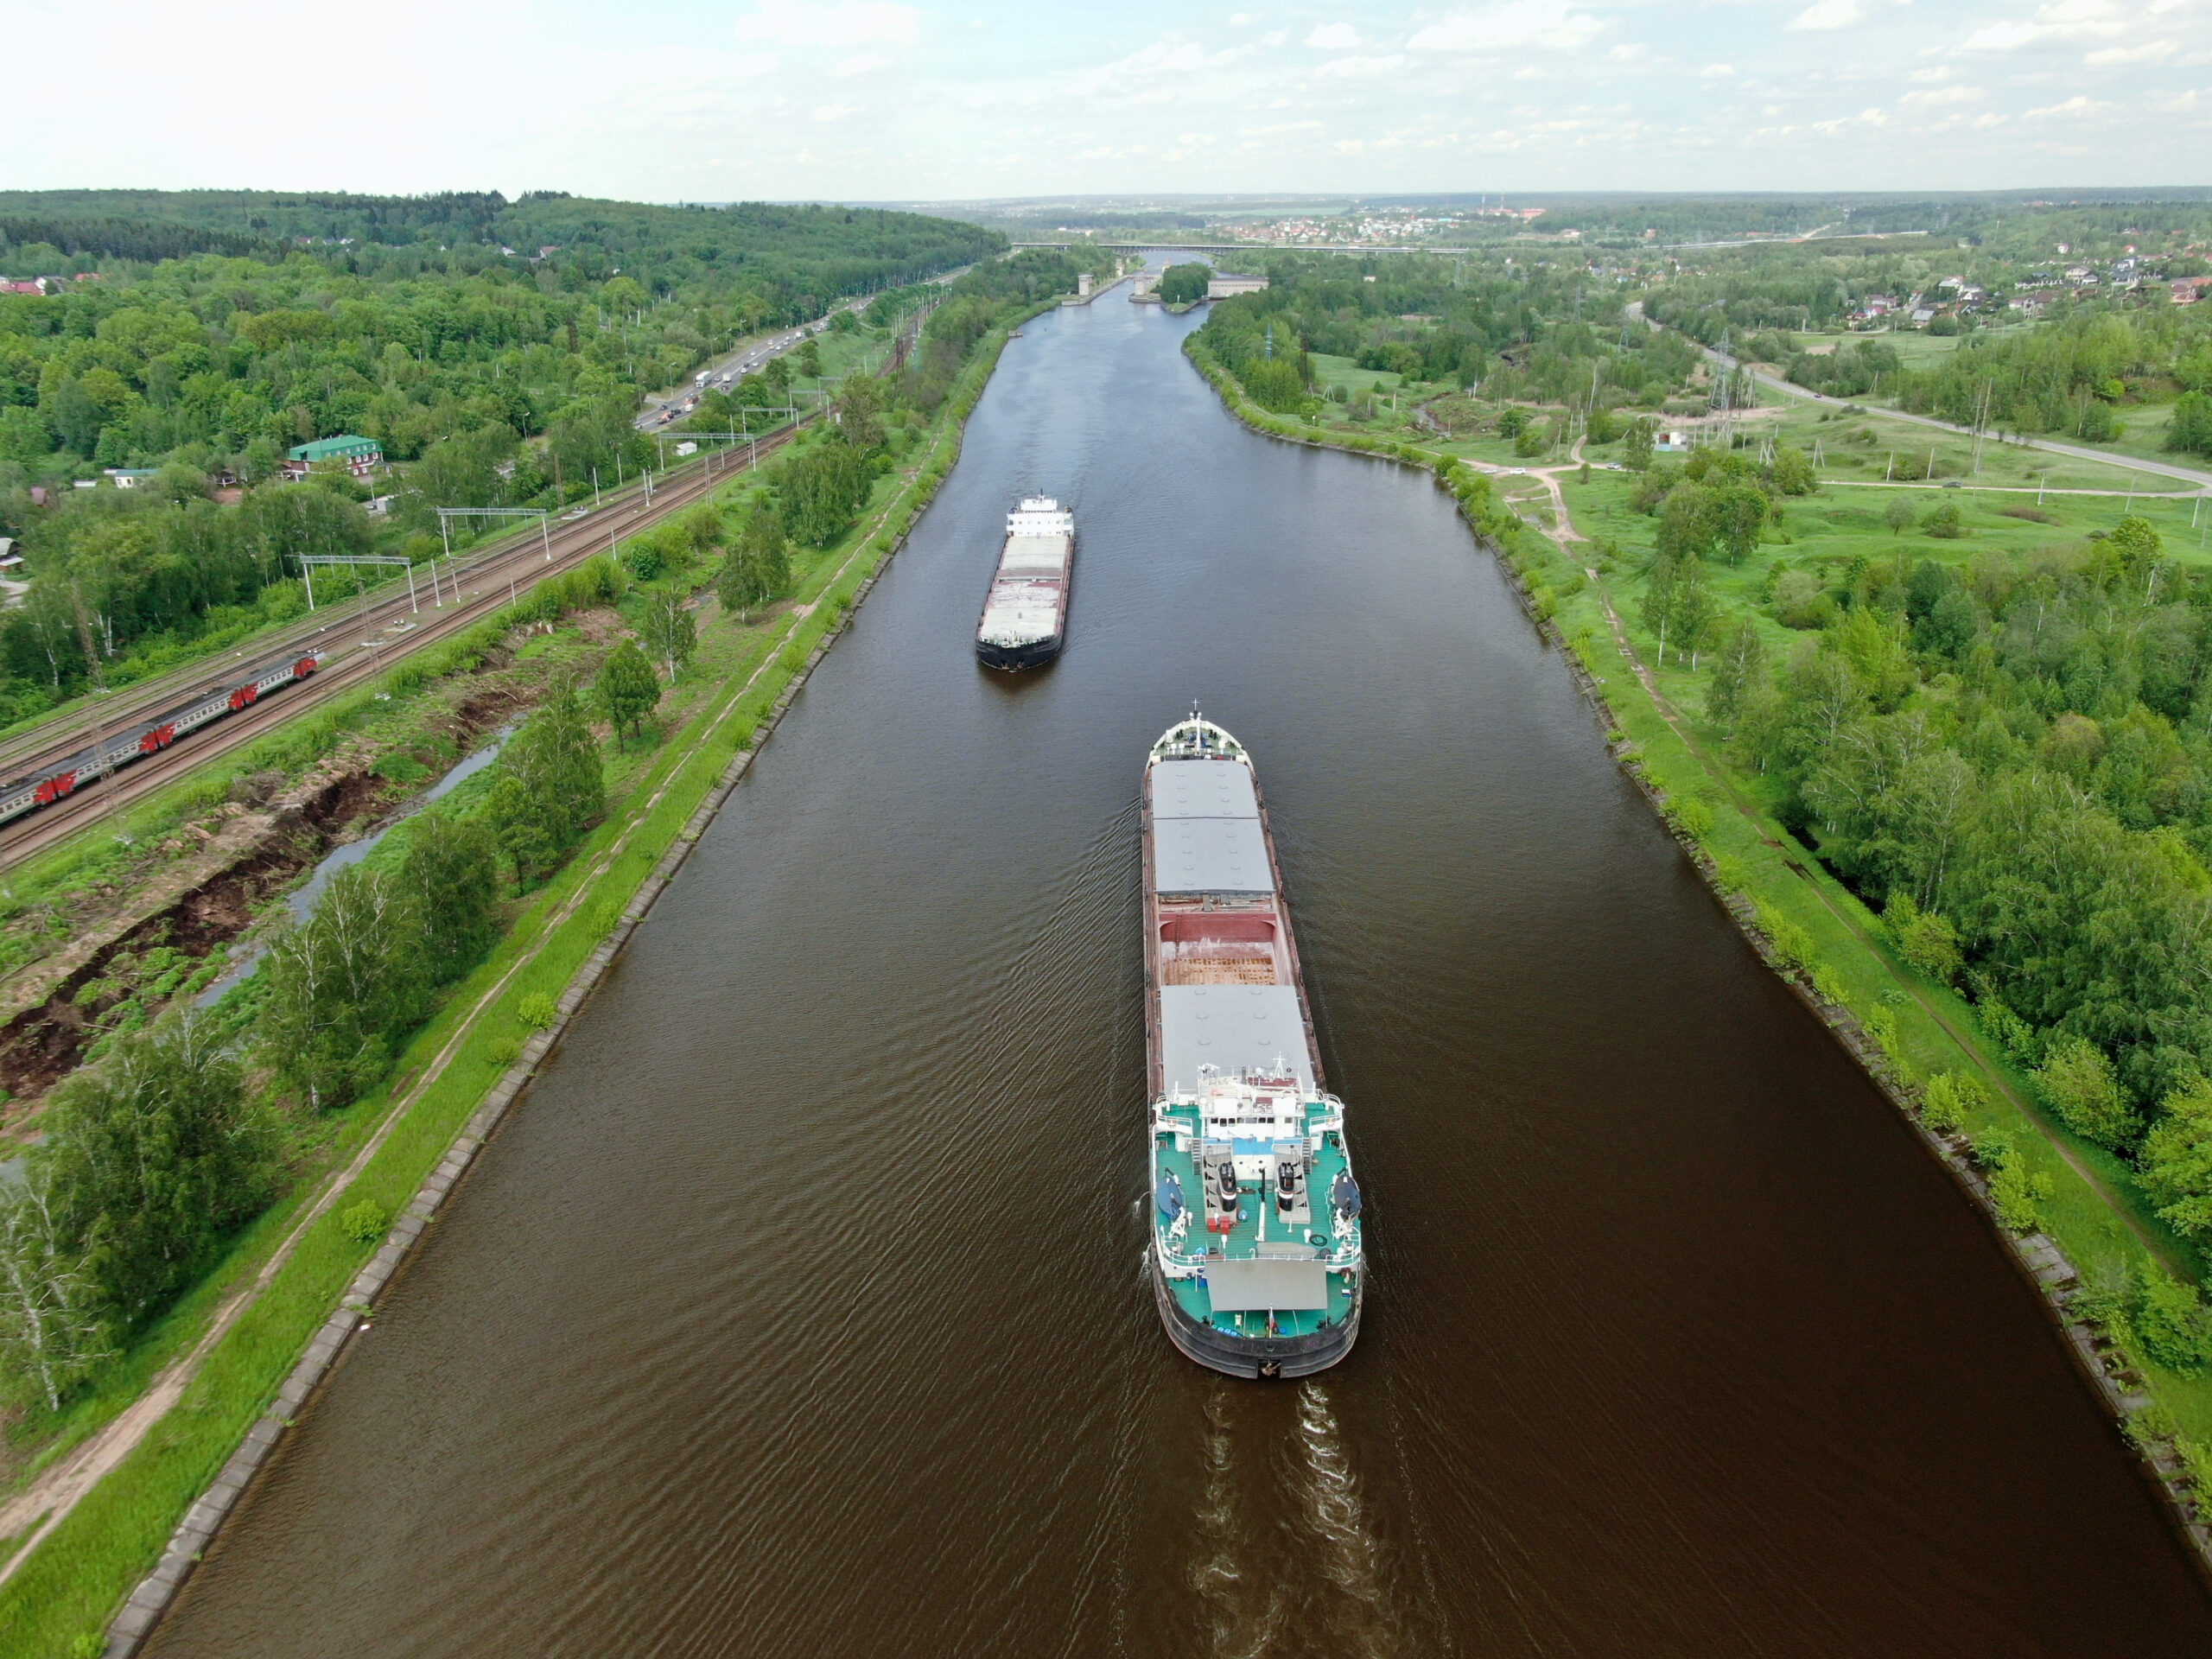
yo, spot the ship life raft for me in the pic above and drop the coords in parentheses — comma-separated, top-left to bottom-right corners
(976, 498, 1074, 671)
(1141, 712, 1364, 1379)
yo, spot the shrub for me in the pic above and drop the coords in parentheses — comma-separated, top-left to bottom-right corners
(1754, 899, 1816, 974)
(1920, 1070, 1991, 1132)
(518, 991, 557, 1032)
(2177, 1437, 2212, 1513)
(1989, 1160, 2050, 1232)
(2035, 1035, 2138, 1149)
(2140, 1078, 2212, 1237)
(1884, 892, 1962, 985)
(1971, 988, 2039, 1064)
(340, 1199, 391, 1245)
(1666, 797, 1716, 840)
(1921, 502, 1965, 539)
(2134, 1263, 2212, 1373)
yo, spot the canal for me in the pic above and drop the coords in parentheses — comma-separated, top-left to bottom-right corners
(149, 291, 2212, 1656)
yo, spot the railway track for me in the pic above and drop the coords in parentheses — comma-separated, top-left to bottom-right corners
(0, 416, 817, 870)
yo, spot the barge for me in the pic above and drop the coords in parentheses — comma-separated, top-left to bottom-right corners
(1142, 713, 1363, 1378)
(976, 498, 1073, 671)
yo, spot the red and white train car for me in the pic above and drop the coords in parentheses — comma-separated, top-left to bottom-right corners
(0, 649, 327, 829)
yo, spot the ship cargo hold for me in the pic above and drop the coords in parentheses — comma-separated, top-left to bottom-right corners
(1141, 713, 1363, 1378)
(976, 498, 1074, 671)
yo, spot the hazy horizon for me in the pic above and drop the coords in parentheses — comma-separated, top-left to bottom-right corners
(4, 0, 2206, 204)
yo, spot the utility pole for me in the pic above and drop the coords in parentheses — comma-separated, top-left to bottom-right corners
(69, 584, 123, 837)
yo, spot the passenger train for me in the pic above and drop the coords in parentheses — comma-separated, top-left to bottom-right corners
(0, 647, 327, 829)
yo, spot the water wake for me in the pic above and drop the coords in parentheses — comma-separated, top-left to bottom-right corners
(1189, 1389, 1287, 1659)
(1292, 1381, 1401, 1655)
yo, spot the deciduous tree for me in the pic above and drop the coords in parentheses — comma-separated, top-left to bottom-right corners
(596, 639, 661, 743)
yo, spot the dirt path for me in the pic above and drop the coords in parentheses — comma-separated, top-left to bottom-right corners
(0, 462, 925, 1591)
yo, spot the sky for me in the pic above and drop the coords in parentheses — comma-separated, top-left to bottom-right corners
(4, 0, 2208, 203)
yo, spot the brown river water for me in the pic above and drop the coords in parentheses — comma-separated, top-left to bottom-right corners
(148, 296, 2212, 1658)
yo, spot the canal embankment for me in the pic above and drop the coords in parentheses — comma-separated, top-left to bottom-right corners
(0, 308, 1044, 1659)
(1182, 333, 2212, 1577)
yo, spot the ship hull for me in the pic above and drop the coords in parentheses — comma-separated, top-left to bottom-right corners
(975, 626, 1064, 671)
(1150, 1245, 1360, 1378)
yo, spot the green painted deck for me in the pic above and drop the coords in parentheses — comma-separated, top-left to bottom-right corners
(1154, 1103, 1360, 1340)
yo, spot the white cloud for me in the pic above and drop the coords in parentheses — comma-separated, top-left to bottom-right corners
(1066, 39, 1253, 99)
(1702, 61, 1736, 77)
(1306, 22, 1360, 48)
(733, 0, 919, 48)
(1788, 0, 1864, 29)
(1313, 53, 1408, 76)
(812, 102, 861, 120)
(1228, 10, 1252, 22)
(1910, 63, 1953, 81)
(1606, 41, 1650, 61)
(1812, 105, 1889, 132)
(2084, 38, 2176, 62)
(1406, 2, 1604, 53)
(830, 52, 892, 75)
(1959, 0, 2139, 52)
(1959, 19, 2045, 51)
(2024, 92, 2112, 116)
(1902, 82, 1985, 106)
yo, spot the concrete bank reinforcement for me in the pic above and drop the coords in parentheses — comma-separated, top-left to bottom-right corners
(1185, 340, 2212, 1586)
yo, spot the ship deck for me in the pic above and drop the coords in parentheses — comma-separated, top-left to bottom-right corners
(1152, 1108, 1358, 1341)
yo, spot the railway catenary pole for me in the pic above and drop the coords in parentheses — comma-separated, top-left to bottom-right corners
(1, 395, 829, 861)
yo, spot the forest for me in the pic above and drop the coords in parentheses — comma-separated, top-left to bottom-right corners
(1196, 249, 1706, 418)
(0, 192, 1001, 723)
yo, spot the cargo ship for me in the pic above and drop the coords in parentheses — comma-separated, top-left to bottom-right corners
(976, 498, 1073, 671)
(1142, 712, 1363, 1378)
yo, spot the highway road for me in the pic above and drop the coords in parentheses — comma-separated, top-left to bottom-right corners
(636, 268, 966, 429)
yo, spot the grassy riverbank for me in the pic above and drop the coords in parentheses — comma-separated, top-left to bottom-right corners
(0, 307, 1033, 1658)
(1185, 334, 2212, 1532)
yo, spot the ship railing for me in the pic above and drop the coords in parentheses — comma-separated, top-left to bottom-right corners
(1154, 1232, 1363, 1276)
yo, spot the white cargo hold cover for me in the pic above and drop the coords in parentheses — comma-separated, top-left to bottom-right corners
(1151, 759, 1258, 821)
(1153, 816, 1270, 894)
(1203, 1256, 1329, 1312)
(1159, 985, 1314, 1094)
(996, 533, 1071, 578)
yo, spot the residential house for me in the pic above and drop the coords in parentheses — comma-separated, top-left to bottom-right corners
(105, 468, 158, 489)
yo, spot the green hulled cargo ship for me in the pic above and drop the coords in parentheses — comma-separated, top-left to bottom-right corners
(1142, 714, 1364, 1379)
